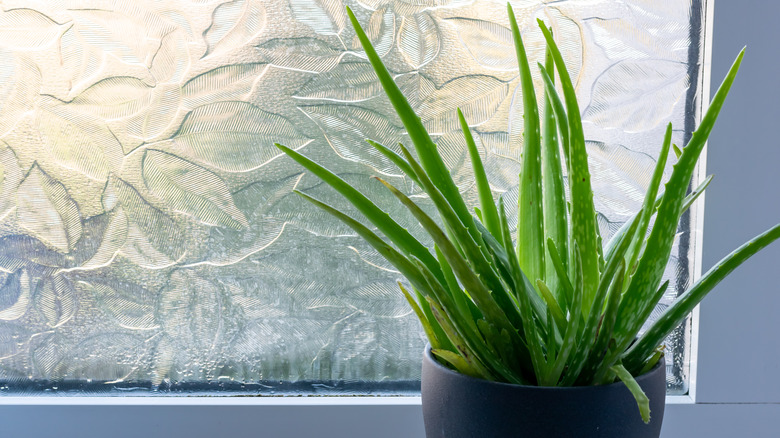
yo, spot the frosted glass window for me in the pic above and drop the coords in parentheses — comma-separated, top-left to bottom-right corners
(0, 0, 709, 396)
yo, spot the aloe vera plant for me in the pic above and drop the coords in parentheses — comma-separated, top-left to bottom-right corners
(276, 4, 780, 423)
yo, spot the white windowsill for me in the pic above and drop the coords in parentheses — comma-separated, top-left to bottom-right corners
(0, 394, 695, 405)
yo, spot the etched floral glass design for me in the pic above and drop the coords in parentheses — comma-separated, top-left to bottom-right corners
(0, 0, 709, 395)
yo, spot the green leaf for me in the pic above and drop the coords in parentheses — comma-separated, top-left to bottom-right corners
(422, 274, 524, 383)
(475, 319, 525, 381)
(434, 246, 465, 305)
(594, 280, 668, 383)
(623, 222, 780, 372)
(540, 47, 568, 296)
(508, 4, 545, 287)
(415, 258, 525, 383)
(435, 244, 485, 325)
(498, 198, 547, 380)
(611, 363, 651, 424)
(296, 191, 455, 356)
(538, 20, 601, 313)
(547, 238, 574, 313)
(626, 123, 673, 277)
(545, 287, 580, 385)
(536, 279, 566, 334)
(459, 109, 500, 237)
(413, 256, 478, 341)
(414, 287, 453, 352)
(346, 6, 474, 233)
(612, 49, 745, 353)
(538, 65, 570, 169)
(392, 145, 527, 332)
(426, 297, 495, 381)
(374, 176, 535, 379)
(398, 282, 442, 350)
(365, 140, 420, 185)
(639, 349, 665, 376)
(551, 242, 585, 385)
(682, 174, 712, 213)
(431, 348, 487, 379)
(292, 190, 431, 296)
(471, 221, 514, 298)
(373, 175, 501, 323)
(474, 218, 549, 329)
(672, 144, 682, 159)
(604, 174, 712, 263)
(275, 143, 444, 284)
(546, 306, 557, 363)
(577, 260, 627, 385)
(561, 210, 643, 386)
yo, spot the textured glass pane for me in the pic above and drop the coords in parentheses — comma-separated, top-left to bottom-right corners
(0, 0, 709, 396)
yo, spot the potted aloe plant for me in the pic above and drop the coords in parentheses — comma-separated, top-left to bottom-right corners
(276, 4, 780, 437)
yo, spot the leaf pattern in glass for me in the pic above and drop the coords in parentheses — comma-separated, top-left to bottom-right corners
(0, 0, 709, 396)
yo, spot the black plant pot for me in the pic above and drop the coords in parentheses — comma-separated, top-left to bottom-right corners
(421, 345, 666, 438)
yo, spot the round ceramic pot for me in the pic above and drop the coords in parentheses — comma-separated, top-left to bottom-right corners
(421, 346, 666, 438)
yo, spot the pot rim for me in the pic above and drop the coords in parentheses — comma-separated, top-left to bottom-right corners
(423, 344, 665, 392)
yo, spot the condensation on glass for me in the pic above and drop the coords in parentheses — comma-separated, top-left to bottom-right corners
(0, 0, 709, 396)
